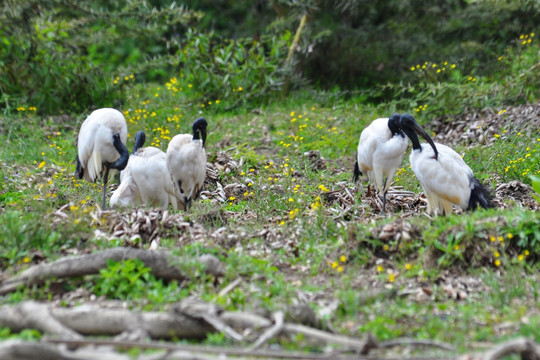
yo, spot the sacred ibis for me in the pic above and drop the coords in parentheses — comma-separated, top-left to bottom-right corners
(400, 113, 493, 216)
(76, 108, 129, 208)
(110, 131, 180, 210)
(166, 117, 208, 211)
(353, 113, 411, 213)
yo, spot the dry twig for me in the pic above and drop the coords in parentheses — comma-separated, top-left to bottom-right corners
(250, 311, 285, 350)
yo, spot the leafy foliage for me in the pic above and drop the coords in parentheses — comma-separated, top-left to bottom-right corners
(174, 29, 291, 109)
(94, 258, 164, 302)
(0, 210, 68, 269)
(0, 0, 539, 351)
(0, 0, 198, 114)
(382, 32, 540, 118)
(531, 176, 540, 203)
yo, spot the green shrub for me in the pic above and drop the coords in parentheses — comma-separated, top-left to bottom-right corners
(0, 0, 198, 115)
(94, 258, 156, 301)
(175, 29, 290, 109)
(374, 31, 539, 118)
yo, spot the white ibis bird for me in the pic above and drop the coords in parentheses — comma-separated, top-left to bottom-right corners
(76, 108, 129, 208)
(353, 113, 411, 213)
(167, 117, 208, 211)
(400, 113, 493, 216)
(110, 131, 180, 210)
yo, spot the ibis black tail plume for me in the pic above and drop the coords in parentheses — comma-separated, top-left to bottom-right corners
(468, 177, 494, 211)
(75, 156, 84, 179)
(353, 160, 362, 182)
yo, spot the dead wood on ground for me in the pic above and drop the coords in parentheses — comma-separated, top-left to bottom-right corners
(1, 300, 536, 360)
(0, 247, 224, 295)
(0, 300, 389, 354)
(2, 336, 537, 360)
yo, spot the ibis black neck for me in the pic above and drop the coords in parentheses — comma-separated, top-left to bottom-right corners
(132, 131, 146, 154)
(109, 134, 129, 171)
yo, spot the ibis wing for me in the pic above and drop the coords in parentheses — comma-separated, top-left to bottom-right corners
(110, 162, 141, 208)
(412, 143, 473, 209)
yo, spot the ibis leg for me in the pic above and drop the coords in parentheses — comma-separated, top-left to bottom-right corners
(101, 167, 110, 209)
(382, 191, 387, 214)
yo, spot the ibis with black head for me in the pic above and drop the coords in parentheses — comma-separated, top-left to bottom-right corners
(167, 117, 208, 211)
(76, 108, 129, 208)
(400, 113, 493, 216)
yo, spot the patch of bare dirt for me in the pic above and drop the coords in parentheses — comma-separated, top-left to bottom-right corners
(493, 180, 539, 210)
(431, 102, 540, 146)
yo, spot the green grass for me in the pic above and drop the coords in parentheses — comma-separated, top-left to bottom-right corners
(0, 60, 539, 355)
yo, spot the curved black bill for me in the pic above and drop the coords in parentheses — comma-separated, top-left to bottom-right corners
(400, 113, 438, 160)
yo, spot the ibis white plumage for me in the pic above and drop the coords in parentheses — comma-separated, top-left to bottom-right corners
(76, 108, 129, 208)
(167, 117, 208, 211)
(353, 113, 410, 213)
(400, 113, 493, 216)
(110, 131, 179, 210)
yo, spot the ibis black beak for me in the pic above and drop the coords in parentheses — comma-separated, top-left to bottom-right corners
(411, 121, 438, 160)
(200, 127, 207, 148)
(400, 113, 439, 160)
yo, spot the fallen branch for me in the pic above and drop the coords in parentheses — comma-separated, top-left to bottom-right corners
(0, 247, 224, 295)
(0, 300, 457, 357)
(171, 297, 244, 341)
(0, 339, 133, 360)
(481, 337, 540, 360)
(250, 311, 285, 350)
(283, 323, 377, 354)
(221, 310, 377, 353)
(44, 337, 379, 360)
(0, 302, 81, 339)
(0, 301, 213, 339)
(0, 300, 376, 352)
(380, 338, 455, 351)
(219, 277, 242, 297)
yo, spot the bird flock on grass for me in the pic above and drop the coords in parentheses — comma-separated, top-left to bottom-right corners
(76, 108, 493, 216)
(76, 108, 207, 211)
(353, 112, 494, 215)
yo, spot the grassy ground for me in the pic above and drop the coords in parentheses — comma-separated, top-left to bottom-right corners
(0, 83, 539, 355)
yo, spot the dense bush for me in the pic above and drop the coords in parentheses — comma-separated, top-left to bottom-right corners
(0, 0, 197, 114)
(372, 33, 539, 117)
(1, 0, 538, 115)
(183, 0, 539, 94)
(175, 29, 291, 109)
